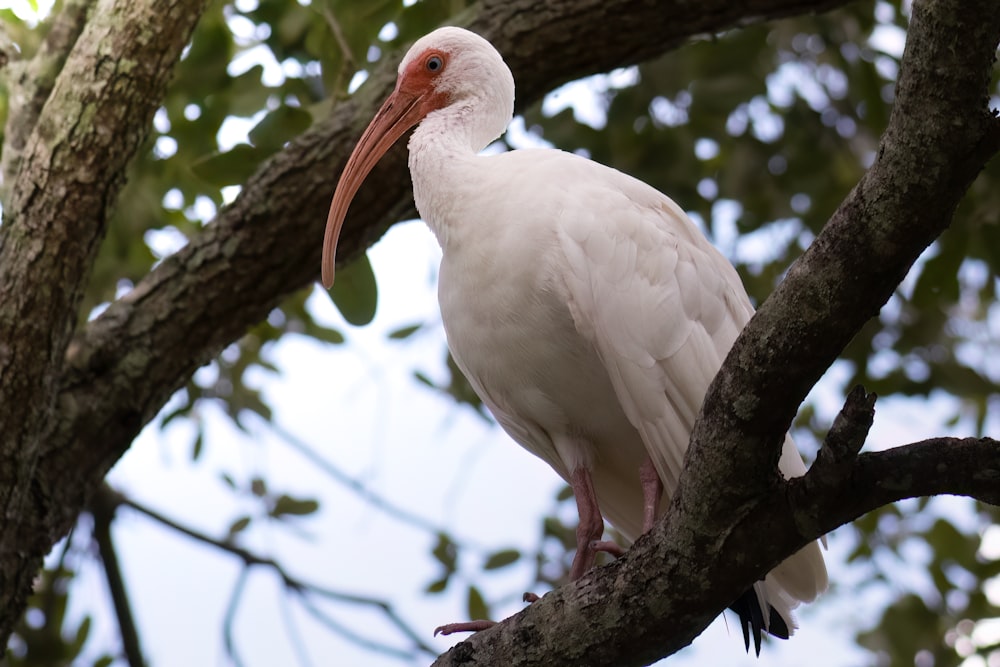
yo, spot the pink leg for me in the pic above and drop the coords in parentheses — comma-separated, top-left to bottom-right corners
(568, 466, 607, 580)
(431, 466, 634, 636)
(590, 458, 662, 559)
(640, 457, 663, 534)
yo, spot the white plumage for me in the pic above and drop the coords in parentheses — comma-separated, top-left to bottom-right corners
(322, 26, 827, 650)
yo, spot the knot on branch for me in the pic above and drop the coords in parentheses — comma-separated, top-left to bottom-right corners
(809, 385, 877, 482)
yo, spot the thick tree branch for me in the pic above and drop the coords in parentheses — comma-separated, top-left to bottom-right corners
(802, 437, 1000, 522)
(0, 0, 208, 640)
(429, 436, 1000, 667)
(0, 0, 94, 196)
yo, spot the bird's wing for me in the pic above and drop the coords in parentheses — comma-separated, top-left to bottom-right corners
(554, 162, 828, 605)
(554, 167, 753, 494)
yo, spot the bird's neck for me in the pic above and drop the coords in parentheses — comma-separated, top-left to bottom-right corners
(408, 106, 494, 249)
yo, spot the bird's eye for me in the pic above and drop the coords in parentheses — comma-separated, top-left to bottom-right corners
(425, 55, 444, 73)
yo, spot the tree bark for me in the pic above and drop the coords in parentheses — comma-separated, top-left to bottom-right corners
(0, 0, 208, 640)
(0, 0, 996, 660)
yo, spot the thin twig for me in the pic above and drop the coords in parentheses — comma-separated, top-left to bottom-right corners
(320, 7, 354, 71)
(223, 568, 249, 667)
(278, 588, 315, 667)
(39, 524, 77, 639)
(293, 592, 418, 661)
(106, 485, 435, 657)
(319, 6, 357, 96)
(269, 420, 485, 551)
(303, 585, 436, 656)
(89, 492, 146, 667)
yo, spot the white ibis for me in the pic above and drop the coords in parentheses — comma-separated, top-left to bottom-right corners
(321, 26, 827, 653)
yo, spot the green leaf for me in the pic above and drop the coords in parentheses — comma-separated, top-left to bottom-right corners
(302, 319, 346, 345)
(388, 323, 422, 340)
(68, 615, 91, 657)
(467, 585, 489, 621)
(431, 532, 457, 571)
(425, 577, 449, 594)
(190, 428, 204, 461)
(248, 105, 313, 151)
(228, 516, 252, 536)
(250, 477, 268, 497)
(227, 65, 272, 117)
(328, 253, 378, 326)
(191, 144, 268, 186)
(271, 494, 320, 517)
(159, 389, 195, 427)
(483, 549, 520, 570)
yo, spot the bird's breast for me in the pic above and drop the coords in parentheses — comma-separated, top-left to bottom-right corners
(437, 235, 635, 462)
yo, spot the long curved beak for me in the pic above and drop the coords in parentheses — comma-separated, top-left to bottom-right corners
(321, 88, 426, 288)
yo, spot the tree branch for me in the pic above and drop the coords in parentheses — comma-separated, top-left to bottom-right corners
(804, 437, 1000, 526)
(670, 0, 1000, 603)
(222, 568, 249, 667)
(104, 486, 435, 659)
(430, 434, 1000, 667)
(270, 421, 487, 550)
(90, 493, 146, 667)
(0, 0, 209, 639)
(809, 385, 877, 479)
(693, 0, 1000, 474)
(0, 0, 95, 196)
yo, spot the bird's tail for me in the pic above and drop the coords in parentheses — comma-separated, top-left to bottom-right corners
(728, 587, 790, 657)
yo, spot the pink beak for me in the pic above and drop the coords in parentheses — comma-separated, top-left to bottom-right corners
(321, 86, 427, 288)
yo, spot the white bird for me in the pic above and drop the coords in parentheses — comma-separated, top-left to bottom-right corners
(321, 26, 827, 653)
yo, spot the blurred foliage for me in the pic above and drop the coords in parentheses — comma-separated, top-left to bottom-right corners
(1, 0, 998, 665)
(3, 541, 113, 667)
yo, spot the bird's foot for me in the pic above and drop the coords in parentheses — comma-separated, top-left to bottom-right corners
(435, 593, 543, 636)
(434, 620, 496, 636)
(591, 539, 626, 558)
(568, 467, 608, 580)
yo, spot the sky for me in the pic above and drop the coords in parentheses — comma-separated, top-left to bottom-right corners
(2, 1, 998, 666)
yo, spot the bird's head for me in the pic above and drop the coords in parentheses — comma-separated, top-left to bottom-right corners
(321, 27, 515, 288)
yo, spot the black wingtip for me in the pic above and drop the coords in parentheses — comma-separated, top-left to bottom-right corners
(728, 589, 790, 657)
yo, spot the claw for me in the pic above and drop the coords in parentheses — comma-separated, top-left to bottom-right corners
(591, 539, 626, 557)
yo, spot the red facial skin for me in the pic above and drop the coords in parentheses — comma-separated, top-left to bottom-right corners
(321, 49, 451, 288)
